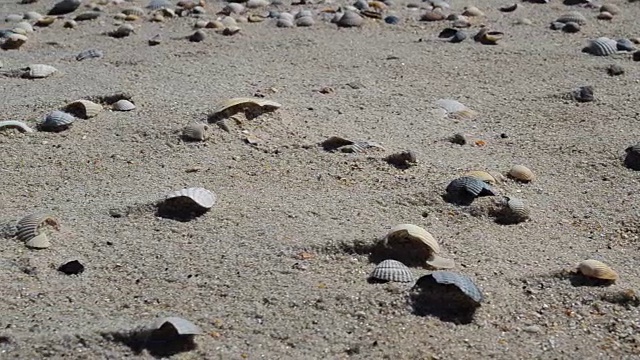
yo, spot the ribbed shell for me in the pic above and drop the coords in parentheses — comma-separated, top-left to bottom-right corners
(464, 170, 497, 185)
(369, 260, 414, 283)
(578, 259, 618, 280)
(63, 99, 102, 119)
(337, 11, 364, 27)
(41, 111, 75, 130)
(76, 49, 103, 61)
(556, 11, 587, 25)
(122, 7, 146, 16)
(339, 141, 385, 153)
(16, 212, 59, 241)
(447, 176, 496, 198)
(112, 99, 136, 111)
(505, 196, 530, 220)
(508, 164, 535, 182)
(27, 64, 57, 79)
(182, 123, 209, 141)
(428, 271, 484, 303)
(151, 317, 203, 335)
(0, 120, 34, 133)
(435, 99, 477, 119)
(585, 37, 618, 56)
(147, 0, 172, 10)
(165, 187, 216, 209)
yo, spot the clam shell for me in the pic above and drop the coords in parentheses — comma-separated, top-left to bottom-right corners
(446, 176, 496, 205)
(211, 97, 281, 119)
(584, 37, 618, 56)
(624, 143, 640, 170)
(277, 18, 294, 28)
(76, 49, 104, 61)
(296, 16, 315, 27)
(35, 16, 56, 27)
(16, 212, 60, 242)
(420, 9, 446, 21)
(112, 99, 136, 111)
(109, 24, 135, 38)
(24, 11, 43, 20)
(462, 6, 484, 17)
(182, 123, 210, 141)
(508, 164, 535, 182)
(247, 0, 269, 8)
(383, 224, 455, 269)
(26, 64, 57, 79)
(165, 187, 216, 209)
(464, 170, 498, 185)
(40, 110, 75, 131)
(419, 271, 484, 303)
(63, 99, 102, 119)
(435, 99, 477, 119)
(151, 317, 203, 335)
(369, 259, 414, 283)
(25, 233, 51, 249)
(49, 0, 81, 15)
(0, 120, 34, 133)
(337, 10, 364, 27)
(556, 11, 587, 25)
(578, 259, 618, 280)
(597, 11, 613, 20)
(222, 3, 245, 14)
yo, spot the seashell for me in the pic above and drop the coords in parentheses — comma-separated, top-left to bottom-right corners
(583, 37, 618, 56)
(48, 0, 81, 15)
(354, 0, 369, 10)
(446, 176, 496, 205)
(571, 85, 594, 103)
(114, 13, 126, 20)
(578, 259, 618, 281)
(562, 22, 580, 33)
(420, 9, 446, 21)
(125, 14, 140, 21)
(5, 14, 23, 22)
(159, 8, 175, 17)
(206, 20, 225, 29)
(1, 34, 28, 50)
(278, 12, 295, 22)
(499, 3, 517, 12)
(24, 11, 43, 20)
(435, 98, 477, 119)
(75, 11, 101, 21)
(361, 10, 383, 19)
(247, 0, 270, 8)
(384, 15, 400, 24)
(597, 11, 613, 20)
(369, 260, 414, 283)
(369, 1, 388, 10)
(247, 14, 266, 23)
(450, 30, 467, 43)
(429, 0, 450, 9)
(383, 224, 455, 269)
(112, 99, 136, 111)
(189, 30, 206, 42)
(413, 271, 483, 306)
(122, 7, 146, 16)
(150, 13, 165, 22)
(10, 28, 27, 36)
(337, 10, 364, 27)
(276, 18, 294, 27)
(194, 20, 208, 28)
(26, 233, 51, 249)
(16, 212, 60, 242)
(556, 11, 587, 25)
(222, 26, 241, 36)
(600, 4, 620, 15)
(76, 49, 104, 61)
(624, 143, 640, 170)
(40, 111, 75, 131)
(295, 16, 315, 27)
(221, 3, 245, 15)
(616, 38, 635, 52)
(26, 64, 57, 79)
(295, 10, 313, 19)
(35, 16, 56, 27)
(62, 100, 102, 119)
(151, 317, 203, 336)
(476, 29, 503, 45)
(148, 34, 162, 46)
(192, 6, 205, 14)
(514, 17, 532, 25)
(494, 196, 530, 224)
(109, 24, 135, 38)
(210, 97, 281, 120)
(165, 187, 216, 209)
(462, 6, 484, 17)
(607, 64, 624, 76)
(147, 0, 172, 10)
(63, 20, 78, 28)
(220, 16, 238, 27)
(158, 187, 216, 220)
(14, 22, 34, 34)
(464, 170, 498, 185)
(182, 123, 210, 141)
(508, 164, 535, 182)
(0, 120, 34, 133)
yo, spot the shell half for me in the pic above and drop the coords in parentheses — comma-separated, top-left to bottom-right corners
(369, 259, 414, 283)
(578, 259, 618, 280)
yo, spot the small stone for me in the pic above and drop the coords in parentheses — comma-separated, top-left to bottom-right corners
(633, 51, 640, 62)
(58, 260, 85, 275)
(562, 22, 580, 33)
(607, 64, 624, 76)
(572, 86, 594, 102)
(522, 325, 542, 333)
(450, 133, 467, 145)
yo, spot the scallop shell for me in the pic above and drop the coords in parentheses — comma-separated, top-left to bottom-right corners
(112, 99, 136, 111)
(508, 164, 535, 182)
(462, 6, 484, 17)
(446, 176, 496, 205)
(369, 260, 414, 283)
(16, 212, 60, 242)
(556, 11, 587, 25)
(337, 11, 364, 27)
(63, 100, 103, 119)
(420, 271, 484, 303)
(122, 7, 146, 16)
(0, 120, 34, 133)
(464, 170, 498, 185)
(435, 99, 477, 119)
(76, 49, 104, 61)
(296, 16, 315, 27)
(578, 259, 618, 281)
(48, 0, 81, 15)
(383, 224, 455, 269)
(211, 97, 281, 119)
(165, 187, 216, 209)
(584, 37, 618, 56)
(25, 233, 51, 249)
(624, 143, 640, 170)
(151, 317, 203, 335)
(26, 64, 57, 79)
(40, 111, 75, 131)
(182, 123, 210, 141)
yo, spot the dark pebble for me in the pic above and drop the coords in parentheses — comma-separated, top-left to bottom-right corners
(58, 260, 85, 275)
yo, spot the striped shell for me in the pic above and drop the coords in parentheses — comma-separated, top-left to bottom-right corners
(420, 271, 484, 303)
(339, 141, 385, 153)
(508, 164, 535, 182)
(337, 11, 364, 27)
(40, 111, 75, 131)
(464, 170, 498, 185)
(584, 37, 618, 56)
(165, 187, 216, 209)
(122, 7, 146, 16)
(147, 0, 172, 10)
(182, 123, 210, 141)
(446, 176, 496, 204)
(556, 11, 587, 25)
(63, 99, 102, 119)
(112, 99, 136, 111)
(109, 24, 135, 38)
(383, 224, 454, 269)
(435, 99, 477, 119)
(27, 64, 57, 79)
(76, 49, 104, 61)
(151, 317, 203, 335)
(16, 212, 60, 242)
(578, 259, 618, 280)
(0, 120, 34, 133)
(369, 260, 414, 283)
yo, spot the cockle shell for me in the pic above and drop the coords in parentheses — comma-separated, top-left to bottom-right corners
(556, 11, 587, 25)
(63, 99, 103, 119)
(211, 97, 281, 120)
(508, 164, 535, 182)
(337, 11, 364, 27)
(165, 187, 216, 209)
(435, 99, 477, 119)
(369, 260, 414, 283)
(464, 170, 498, 185)
(599, 4, 620, 15)
(495, 196, 530, 224)
(76, 49, 104, 61)
(446, 176, 496, 205)
(296, 16, 315, 27)
(26, 64, 57, 79)
(40, 111, 75, 131)
(383, 224, 455, 269)
(583, 37, 618, 56)
(151, 317, 203, 335)
(578, 259, 618, 281)
(0, 120, 34, 133)
(147, 0, 172, 10)
(182, 123, 210, 141)
(416, 271, 484, 304)
(597, 11, 613, 20)
(112, 99, 136, 111)
(16, 212, 60, 242)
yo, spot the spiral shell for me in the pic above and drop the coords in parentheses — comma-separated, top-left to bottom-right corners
(26, 64, 57, 79)
(151, 317, 203, 335)
(16, 212, 60, 242)
(578, 259, 618, 281)
(63, 100, 102, 119)
(584, 37, 618, 56)
(76, 49, 104, 61)
(383, 224, 454, 269)
(508, 164, 535, 182)
(556, 11, 587, 25)
(40, 111, 75, 131)
(337, 11, 364, 27)
(369, 260, 414, 283)
(182, 123, 210, 141)
(112, 99, 136, 111)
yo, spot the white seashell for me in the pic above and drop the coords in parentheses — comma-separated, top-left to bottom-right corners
(0, 120, 34, 133)
(151, 317, 203, 335)
(40, 111, 75, 131)
(383, 224, 455, 269)
(63, 100, 102, 119)
(182, 123, 210, 141)
(26, 64, 58, 79)
(14, 22, 34, 33)
(578, 259, 618, 281)
(16, 212, 60, 242)
(24, 11, 44, 20)
(112, 99, 136, 111)
(369, 259, 414, 283)
(165, 187, 216, 209)
(435, 99, 477, 119)
(25, 233, 51, 249)
(556, 11, 587, 25)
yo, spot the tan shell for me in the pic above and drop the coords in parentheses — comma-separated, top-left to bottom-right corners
(383, 224, 455, 269)
(63, 100, 103, 119)
(462, 6, 484, 17)
(112, 99, 136, 111)
(508, 164, 535, 182)
(464, 170, 498, 185)
(211, 97, 281, 118)
(16, 212, 60, 242)
(35, 16, 56, 26)
(182, 123, 210, 141)
(578, 259, 618, 281)
(27, 64, 58, 79)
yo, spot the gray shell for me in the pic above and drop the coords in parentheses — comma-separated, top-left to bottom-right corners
(429, 271, 483, 303)
(40, 111, 75, 130)
(151, 317, 202, 335)
(339, 141, 385, 153)
(76, 49, 103, 61)
(147, 0, 172, 10)
(337, 11, 364, 27)
(556, 11, 587, 25)
(182, 123, 209, 141)
(584, 37, 618, 56)
(446, 176, 496, 202)
(112, 99, 136, 111)
(296, 16, 315, 27)
(27, 64, 57, 79)
(277, 18, 294, 28)
(74, 11, 101, 21)
(369, 260, 414, 283)
(616, 38, 635, 52)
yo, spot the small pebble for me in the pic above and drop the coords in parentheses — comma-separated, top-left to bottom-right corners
(607, 64, 624, 76)
(572, 86, 594, 102)
(58, 260, 85, 275)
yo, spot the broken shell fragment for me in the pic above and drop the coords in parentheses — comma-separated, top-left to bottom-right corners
(435, 99, 477, 119)
(382, 224, 455, 269)
(76, 49, 104, 61)
(62, 100, 103, 119)
(151, 317, 203, 336)
(209, 97, 281, 121)
(182, 123, 210, 141)
(508, 164, 535, 182)
(16, 212, 60, 242)
(26, 233, 51, 249)
(578, 259, 618, 281)
(112, 99, 136, 111)
(157, 187, 216, 220)
(464, 170, 498, 185)
(369, 259, 414, 283)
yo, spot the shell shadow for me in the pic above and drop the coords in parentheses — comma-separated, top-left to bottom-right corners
(408, 276, 480, 324)
(553, 270, 615, 287)
(101, 327, 197, 358)
(155, 199, 209, 222)
(442, 193, 475, 206)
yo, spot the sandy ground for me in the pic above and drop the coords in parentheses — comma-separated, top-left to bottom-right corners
(1, 0, 640, 358)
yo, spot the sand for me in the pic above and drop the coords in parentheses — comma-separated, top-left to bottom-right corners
(1, 0, 640, 358)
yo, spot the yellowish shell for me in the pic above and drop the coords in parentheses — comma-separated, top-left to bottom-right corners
(211, 97, 281, 119)
(508, 164, 535, 182)
(125, 14, 140, 21)
(35, 16, 56, 26)
(578, 259, 618, 280)
(63, 99, 103, 119)
(464, 170, 498, 185)
(383, 224, 455, 269)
